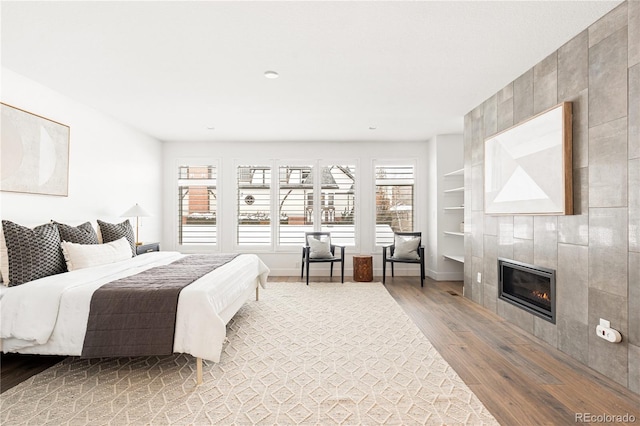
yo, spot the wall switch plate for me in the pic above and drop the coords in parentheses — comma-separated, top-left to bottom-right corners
(477, 272, 482, 283)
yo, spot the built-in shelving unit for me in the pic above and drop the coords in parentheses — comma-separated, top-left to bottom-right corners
(443, 168, 464, 177)
(443, 254, 464, 263)
(443, 187, 464, 193)
(443, 168, 464, 264)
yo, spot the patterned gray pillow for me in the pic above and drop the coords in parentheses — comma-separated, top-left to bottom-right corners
(54, 221, 99, 245)
(1, 220, 66, 286)
(97, 219, 136, 257)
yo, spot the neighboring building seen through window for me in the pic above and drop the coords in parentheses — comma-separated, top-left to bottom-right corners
(319, 165, 356, 247)
(178, 165, 217, 245)
(237, 166, 271, 246)
(375, 164, 414, 246)
(278, 165, 314, 245)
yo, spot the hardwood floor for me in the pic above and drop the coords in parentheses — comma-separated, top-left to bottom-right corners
(385, 276, 640, 426)
(2, 275, 639, 425)
(0, 353, 64, 393)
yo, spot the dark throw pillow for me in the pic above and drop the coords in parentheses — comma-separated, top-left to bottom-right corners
(1, 220, 66, 286)
(54, 221, 99, 245)
(97, 219, 136, 257)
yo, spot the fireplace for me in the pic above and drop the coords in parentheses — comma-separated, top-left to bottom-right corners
(498, 258, 556, 323)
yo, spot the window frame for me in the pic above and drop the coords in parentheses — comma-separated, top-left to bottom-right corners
(372, 159, 417, 250)
(230, 159, 360, 252)
(234, 163, 274, 250)
(175, 158, 220, 253)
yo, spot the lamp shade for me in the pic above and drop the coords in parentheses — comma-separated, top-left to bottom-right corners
(121, 203, 151, 218)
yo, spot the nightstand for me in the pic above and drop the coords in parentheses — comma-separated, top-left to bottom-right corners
(136, 242, 160, 255)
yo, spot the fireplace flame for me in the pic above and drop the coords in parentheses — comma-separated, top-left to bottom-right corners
(531, 290, 550, 301)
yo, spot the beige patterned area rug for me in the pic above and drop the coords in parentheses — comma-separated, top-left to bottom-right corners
(1, 282, 498, 425)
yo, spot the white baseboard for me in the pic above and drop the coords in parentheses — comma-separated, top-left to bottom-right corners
(427, 268, 464, 282)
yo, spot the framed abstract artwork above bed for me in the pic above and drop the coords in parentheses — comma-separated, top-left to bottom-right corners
(0, 103, 70, 196)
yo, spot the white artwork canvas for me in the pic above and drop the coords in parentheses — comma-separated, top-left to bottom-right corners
(484, 103, 572, 215)
(1, 103, 70, 196)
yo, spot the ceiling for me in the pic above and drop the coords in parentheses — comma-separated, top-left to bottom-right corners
(1, 1, 622, 143)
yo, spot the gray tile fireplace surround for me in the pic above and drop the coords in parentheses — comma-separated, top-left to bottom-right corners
(463, 1, 640, 394)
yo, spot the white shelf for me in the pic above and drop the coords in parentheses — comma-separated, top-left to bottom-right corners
(443, 254, 465, 263)
(443, 168, 464, 177)
(443, 186, 464, 193)
(444, 206, 464, 210)
(444, 231, 464, 236)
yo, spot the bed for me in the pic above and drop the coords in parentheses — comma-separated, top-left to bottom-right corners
(0, 251, 270, 384)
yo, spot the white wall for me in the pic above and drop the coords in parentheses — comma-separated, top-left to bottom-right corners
(426, 134, 464, 281)
(0, 68, 163, 242)
(163, 140, 429, 276)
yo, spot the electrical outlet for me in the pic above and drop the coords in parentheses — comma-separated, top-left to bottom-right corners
(477, 272, 482, 283)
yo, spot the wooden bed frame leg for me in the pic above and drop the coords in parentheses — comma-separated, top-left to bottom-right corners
(196, 357, 203, 385)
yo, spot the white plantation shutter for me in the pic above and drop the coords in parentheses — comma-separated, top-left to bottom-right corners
(237, 166, 272, 246)
(178, 165, 217, 246)
(375, 164, 414, 246)
(319, 165, 356, 246)
(278, 165, 313, 245)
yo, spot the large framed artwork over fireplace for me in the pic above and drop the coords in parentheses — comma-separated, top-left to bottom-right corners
(484, 102, 572, 215)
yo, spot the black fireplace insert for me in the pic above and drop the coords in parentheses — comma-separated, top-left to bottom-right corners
(498, 258, 556, 323)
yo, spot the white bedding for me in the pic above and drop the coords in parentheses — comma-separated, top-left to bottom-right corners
(0, 252, 269, 362)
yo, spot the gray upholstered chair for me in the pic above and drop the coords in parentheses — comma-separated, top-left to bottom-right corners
(301, 232, 345, 285)
(382, 231, 425, 287)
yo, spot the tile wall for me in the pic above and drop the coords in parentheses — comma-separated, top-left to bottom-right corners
(463, 1, 640, 393)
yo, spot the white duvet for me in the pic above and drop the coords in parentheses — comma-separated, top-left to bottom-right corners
(0, 252, 269, 362)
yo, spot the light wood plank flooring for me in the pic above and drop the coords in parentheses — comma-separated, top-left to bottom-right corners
(2, 275, 639, 425)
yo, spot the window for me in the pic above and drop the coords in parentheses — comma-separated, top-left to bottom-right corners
(178, 165, 217, 245)
(237, 166, 271, 246)
(278, 164, 313, 245)
(375, 164, 414, 246)
(276, 164, 356, 246)
(320, 165, 356, 246)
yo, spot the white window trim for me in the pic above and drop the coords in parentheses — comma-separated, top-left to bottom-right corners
(232, 159, 275, 252)
(372, 158, 418, 254)
(174, 157, 221, 253)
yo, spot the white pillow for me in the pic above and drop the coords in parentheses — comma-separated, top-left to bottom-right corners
(392, 235, 421, 260)
(61, 237, 132, 271)
(307, 235, 333, 259)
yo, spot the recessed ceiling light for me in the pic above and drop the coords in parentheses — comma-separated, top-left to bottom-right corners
(369, 126, 377, 130)
(206, 126, 215, 130)
(264, 70, 279, 79)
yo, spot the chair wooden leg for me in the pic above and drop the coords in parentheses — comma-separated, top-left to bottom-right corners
(301, 258, 305, 279)
(306, 260, 310, 285)
(391, 262, 395, 277)
(382, 260, 386, 284)
(330, 263, 334, 277)
(341, 261, 344, 283)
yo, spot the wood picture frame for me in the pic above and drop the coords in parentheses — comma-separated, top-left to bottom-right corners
(1, 103, 70, 196)
(484, 102, 572, 215)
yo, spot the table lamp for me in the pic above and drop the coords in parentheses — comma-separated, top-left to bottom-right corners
(121, 203, 151, 245)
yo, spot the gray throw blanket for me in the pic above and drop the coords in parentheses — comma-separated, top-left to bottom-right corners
(81, 254, 239, 358)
